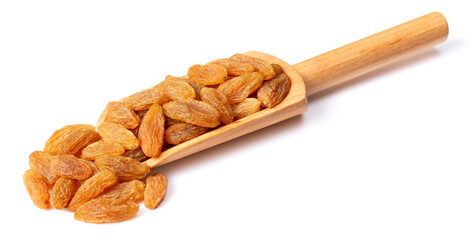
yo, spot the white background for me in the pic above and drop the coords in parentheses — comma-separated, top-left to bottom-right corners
(1, 0, 472, 239)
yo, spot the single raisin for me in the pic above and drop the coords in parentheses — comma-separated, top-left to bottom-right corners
(138, 103, 165, 158)
(144, 172, 168, 209)
(163, 99, 220, 128)
(164, 123, 210, 145)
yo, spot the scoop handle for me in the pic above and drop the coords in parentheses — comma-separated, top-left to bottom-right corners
(294, 12, 449, 96)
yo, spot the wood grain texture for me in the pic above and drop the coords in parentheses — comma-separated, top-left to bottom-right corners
(294, 12, 449, 96)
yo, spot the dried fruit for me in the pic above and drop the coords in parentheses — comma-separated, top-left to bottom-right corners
(230, 53, 275, 80)
(165, 75, 205, 100)
(74, 199, 139, 224)
(200, 87, 234, 124)
(95, 155, 150, 182)
(28, 151, 58, 186)
(208, 58, 255, 76)
(57, 129, 101, 157)
(23, 169, 50, 209)
(44, 124, 96, 155)
(81, 140, 125, 160)
(257, 73, 291, 108)
(188, 64, 227, 85)
(68, 171, 117, 211)
(165, 123, 210, 145)
(155, 77, 196, 101)
(217, 72, 264, 104)
(165, 117, 185, 128)
(121, 148, 149, 162)
(97, 122, 140, 150)
(231, 98, 261, 120)
(271, 63, 284, 76)
(163, 99, 220, 128)
(50, 177, 79, 209)
(51, 155, 93, 180)
(98, 180, 145, 203)
(123, 88, 167, 111)
(104, 101, 140, 129)
(138, 103, 165, 158)
(144, 172, 168, 209)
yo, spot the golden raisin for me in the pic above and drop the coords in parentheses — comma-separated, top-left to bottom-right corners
(23, 169, 50, 209)
(217, 72, 264, 104)
(50, 177, 79, 210)
(80, 140, 125, 160)
(271, 63, 284, 76)
(57, 129, 101, 157)
(163, 99, 220, 128)
(68, 171, 117, 211)
(98, 180, 145, 203)
(165, 117, 185, 128)
(121, 148, 150, 162)
(165, 123, 210, 145)
(44, 124, 96, 155)
(104, 101, 140, 129)
(200, 87, 234, 124)
(28, 151, 58, 186)
(154, 77, 196, 102)
(122, 88, 167, 111)
(230, 54, 275, 80)
(188, 64, 227, 85)
(51, 155, 93, 180)
(207, 58, 255, 76)
(97, 122, 140, 150)
(144, 172, 168, 209)
(165, 75, 205, 100)
(231, 98, 262, 120)
(95, 155, 150, 182)
(138, 103, 165, 158)
(74, 199, 139, 224)
(257, 73, 291, 108)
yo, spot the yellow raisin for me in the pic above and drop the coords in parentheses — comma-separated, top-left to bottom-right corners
(271, 63, 284, 76)
(231, 98, 262, 120)
(57, 129, 101, 157)
(122, 88, 167, 111)
(44, 124, 96, 155)
(138, 103, 165, 158)
(28, 151, 58, 186)
(164, 123, 210, 145)
(23, 169, 50, 209)
(163, 99, 220, 128)
(80, 140, 125, 160)
(68, 171, 117, 211)
(200, 87, 234, 124)
(51, 155, 93, 180)
(217, 72, 264, 104)
(74, 199, 139, 224)
(95, 155, 150, 182)
(98, 180, 145, 203)
(165, 75, 205, 100)
(50, 177, 79, 210)
(104, 101, 140, 129)
(207, 58, 255, 76)
(230, 53, 275, 80)
(165, 117, 185, 128)
(154, 77, 196, 101)
(188, 64, 227, 85)
(257, 73, 291, 108)
(97, 122, 140, 150)
(144, 172, 168, 209)
(121, 148, 150, 162)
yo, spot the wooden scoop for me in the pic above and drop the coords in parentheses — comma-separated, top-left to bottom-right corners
(138, 12, 447, 168)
